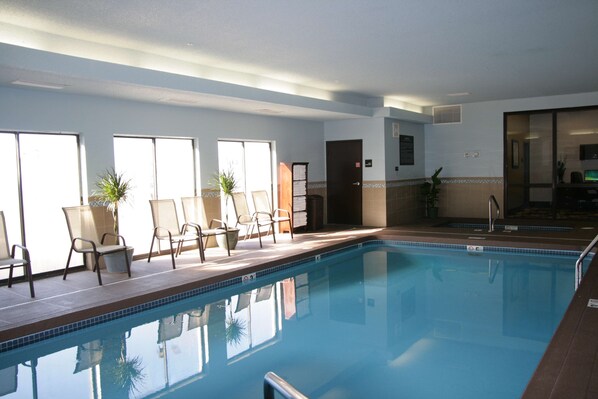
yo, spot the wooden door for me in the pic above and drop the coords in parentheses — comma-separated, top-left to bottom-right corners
(326, 140, 362, 225)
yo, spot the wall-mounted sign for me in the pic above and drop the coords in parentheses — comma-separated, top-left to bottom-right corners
(399, 135, 414, 165)
(365, 159, 372, 167)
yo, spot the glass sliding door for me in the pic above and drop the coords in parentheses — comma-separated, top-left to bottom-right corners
(506, 106, 598, 220)
(556, 108, 598, 218)
(506, 112, 554, 218)
(217, 141, 273, 226)
(114, 137, 196, 255)
(0, 132, 81, 277)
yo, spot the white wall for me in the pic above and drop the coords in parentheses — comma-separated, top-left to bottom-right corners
(324, 117, 386, 181)
(0, 87, 326, 195)
(424, 91, 598, 178)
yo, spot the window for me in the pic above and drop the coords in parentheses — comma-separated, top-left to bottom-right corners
(217, 141, 273, 226)
(505, 106, 598, 220)
(0, 132, 81, 277)
(114, 137, 196, 254)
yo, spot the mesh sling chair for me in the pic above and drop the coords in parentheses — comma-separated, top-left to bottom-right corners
(181, 196, 231, 259)
(251, 190, 293, 240)
(0, 211, 35, 297)
(63, 205, 131, 286)
(148, 199, 202, 269)
(231, 192, 275, 248)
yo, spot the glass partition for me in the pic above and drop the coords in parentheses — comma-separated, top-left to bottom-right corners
(506, 106, 598, 220)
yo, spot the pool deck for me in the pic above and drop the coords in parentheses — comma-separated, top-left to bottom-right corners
(1, 218, 597, 398)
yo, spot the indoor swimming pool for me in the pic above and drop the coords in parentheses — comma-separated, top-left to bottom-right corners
(0, 242, 586, 398)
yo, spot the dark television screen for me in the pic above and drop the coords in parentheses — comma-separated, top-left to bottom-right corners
(580, 144, 598, 160)
(584, 170, 598, 182)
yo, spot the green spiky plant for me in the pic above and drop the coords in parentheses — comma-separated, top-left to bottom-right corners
(421, 167, 443, 217)
(94, 168, 132, 236)
(211, 169, 238, 225)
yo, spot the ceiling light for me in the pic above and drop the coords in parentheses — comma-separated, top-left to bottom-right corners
(256, 109, 283, 114)
(569, 130, 597, 136)
(447, 92, 470, 97)
(12, 80, 66, 90)
(159, 97, 198, 105)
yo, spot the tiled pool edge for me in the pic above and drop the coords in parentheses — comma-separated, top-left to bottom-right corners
(0, 238, 587, 353)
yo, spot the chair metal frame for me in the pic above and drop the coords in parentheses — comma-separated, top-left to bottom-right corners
(148, 199, 202, 268)
(63, 205, 131, 286)
(251, 190, 294, 239)
(231, 192, 275, 248)
(181, 196, 231, 259)
(0, 211, 35, 297)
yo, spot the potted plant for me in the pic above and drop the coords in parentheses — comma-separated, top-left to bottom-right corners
(557, 155, 567, 184)
(421, 167, 443, 218)
(94, 168, 134, 272)
(211, 169, 240, 250)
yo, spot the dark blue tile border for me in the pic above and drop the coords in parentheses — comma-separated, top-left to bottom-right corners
(0, 239, 588, 353)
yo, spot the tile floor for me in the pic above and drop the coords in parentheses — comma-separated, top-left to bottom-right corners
(1, 219, 597, 398)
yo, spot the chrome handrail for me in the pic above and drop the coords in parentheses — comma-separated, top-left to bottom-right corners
(264, 372, 308, 399)
(575, 233, 598, 291)
(488, 195, 500, 232)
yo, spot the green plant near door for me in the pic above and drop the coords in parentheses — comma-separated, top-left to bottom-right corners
(421, 167, 443, 218)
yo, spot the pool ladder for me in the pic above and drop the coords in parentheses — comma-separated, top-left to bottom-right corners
(264, 372, 308, 399)
(575, 233, 598, 291)
(488, 195, 500, 232)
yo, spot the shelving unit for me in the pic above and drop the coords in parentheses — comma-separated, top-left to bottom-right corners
(278, 162, 308, 232)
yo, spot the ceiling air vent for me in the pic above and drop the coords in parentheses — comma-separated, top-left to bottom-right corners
(433, 105, 462, 124)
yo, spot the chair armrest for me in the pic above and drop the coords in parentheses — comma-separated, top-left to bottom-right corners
(71, 237, 99, 253)
(153, 226, 174, 240)
(101, 232, 127, 246)
(209, 218, 229, 230)
(273, 208, 291, 218)
(254, 211, 274, 220)
(182, 223, 200, 236)
(11, 244, 31, 263)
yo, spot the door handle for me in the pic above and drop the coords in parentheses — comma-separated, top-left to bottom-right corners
(352, 182, 361, 186)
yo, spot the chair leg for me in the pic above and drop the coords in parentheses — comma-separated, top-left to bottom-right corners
(197, 237, 205, 263)
(256, 224, 263, 248)
(123, 248, 131, 278)
(168, 240, 176, 269)
(224, 233, 231, 256)
(176, 240, 184, 256)
(7, 263, 14, 287)
(271, 223, 277, 243)
(26, 262, 35, 298)
(63, 247, 74, 280)
(148, 235, 156, 263)
(288, 220, 294, 239)
(93, 252, 103, 286)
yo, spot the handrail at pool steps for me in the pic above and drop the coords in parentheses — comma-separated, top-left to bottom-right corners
(264, 371, 309, 399)
(488, 195, 500, 232)
(575, 233, 598, 291)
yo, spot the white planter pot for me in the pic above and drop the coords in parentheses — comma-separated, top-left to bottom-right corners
(104, 246, 134, 273)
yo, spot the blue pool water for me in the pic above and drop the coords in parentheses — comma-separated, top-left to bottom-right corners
(0, 243, 584, 398)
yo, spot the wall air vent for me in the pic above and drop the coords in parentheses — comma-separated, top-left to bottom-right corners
(433, 105, 462, 124)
